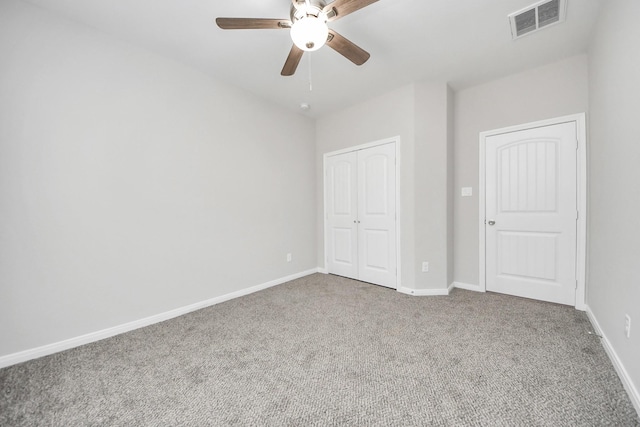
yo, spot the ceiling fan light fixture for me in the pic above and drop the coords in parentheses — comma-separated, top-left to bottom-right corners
(290, 16, 328, 52)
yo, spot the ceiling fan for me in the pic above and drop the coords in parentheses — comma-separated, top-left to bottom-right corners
(216, 0, 378, 76)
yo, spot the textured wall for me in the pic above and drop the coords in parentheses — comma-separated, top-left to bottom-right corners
(413, 82, 453, 289)
(316, 82, 453, 291)
(588, 0, 640, 402)
(453, 55, 589, 287)
(315, 85, 417, 288)
(0, 0, 316, 357)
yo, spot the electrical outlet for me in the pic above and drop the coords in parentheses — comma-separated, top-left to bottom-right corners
(286, 253, 292, 262)
(625, 314, 631, 338)
(421, 262, 429, 272)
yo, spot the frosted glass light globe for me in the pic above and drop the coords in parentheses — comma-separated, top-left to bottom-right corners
(290, 17, 329, 52)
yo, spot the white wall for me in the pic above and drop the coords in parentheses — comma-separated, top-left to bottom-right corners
(447, 86, 454, 287)
(453, 55, 589, 287)
(0, 0, 316, 358)
(588, 0, 640, 404)
(315, 85, 416, 288)
(413, 82, 454, 289)
(316, 82, 453, 291)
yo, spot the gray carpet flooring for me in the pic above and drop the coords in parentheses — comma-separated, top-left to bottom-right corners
(1, 273, 638, 426)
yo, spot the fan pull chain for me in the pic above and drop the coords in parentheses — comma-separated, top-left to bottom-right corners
(308, 52, 313, 92)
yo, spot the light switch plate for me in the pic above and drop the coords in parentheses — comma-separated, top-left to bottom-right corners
(461, 187, 473, 197)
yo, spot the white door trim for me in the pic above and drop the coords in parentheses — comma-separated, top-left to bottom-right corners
(478, 114, 587, 310)
(323, 136, 402, 289)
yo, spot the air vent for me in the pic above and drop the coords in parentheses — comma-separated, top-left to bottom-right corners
(509, 0, 567, 40)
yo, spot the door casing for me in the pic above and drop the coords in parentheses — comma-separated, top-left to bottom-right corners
(323, 136, 402, 289)
(479, 114, 587, 310)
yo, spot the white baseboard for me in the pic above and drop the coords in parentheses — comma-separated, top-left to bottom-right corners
(453, 281, 484, 292)
(585, 305, 640, 417)
(0, 268, 320, 369)
(397, 285, 452, 296)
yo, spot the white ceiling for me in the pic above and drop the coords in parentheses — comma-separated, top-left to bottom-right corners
(22, 0, 601, 118)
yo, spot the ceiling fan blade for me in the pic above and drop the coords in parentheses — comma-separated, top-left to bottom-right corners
(326, 30, 370, 65)
(281, 45, 304, 76)
(323, 0, 379, 21)
(216, 18, 291, 30)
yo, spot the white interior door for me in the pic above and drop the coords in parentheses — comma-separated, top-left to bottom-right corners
(326, 143, 397, 289)
(326, 151, 358, 280)
(485, 122, 577, 305)
(357, 143, 397, 288)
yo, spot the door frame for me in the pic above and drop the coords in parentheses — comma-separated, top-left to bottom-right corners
(478, 114, 587, 310)
(323, 136, 402, 289)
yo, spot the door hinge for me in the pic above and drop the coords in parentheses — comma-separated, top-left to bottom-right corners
(576, 139, 579, 150)
(575, 280, 578, 289)
(576, 210, 579, 220)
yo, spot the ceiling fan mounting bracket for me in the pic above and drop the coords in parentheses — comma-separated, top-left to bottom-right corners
(290, 0, 327, 23)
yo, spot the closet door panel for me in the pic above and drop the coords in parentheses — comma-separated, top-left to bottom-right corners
(326, 152, 358, 280)
(357, 143, 397, 288)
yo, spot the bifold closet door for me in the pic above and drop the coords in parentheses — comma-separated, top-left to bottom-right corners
(326, 143, 397, 289)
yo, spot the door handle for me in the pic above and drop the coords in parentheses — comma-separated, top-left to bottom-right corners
(488, 220, 496, 226)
